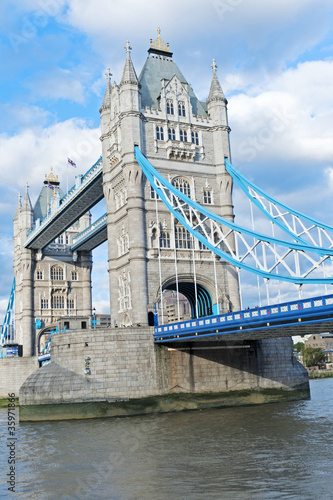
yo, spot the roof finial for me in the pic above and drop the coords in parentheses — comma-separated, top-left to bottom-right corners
(125, 40, 132, 54)
(211, 59, 218, 73)
(105, 67, 112, 80)
(149, 28, 171, 53)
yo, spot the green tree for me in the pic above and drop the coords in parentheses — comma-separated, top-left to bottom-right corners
(293, 341, 305, 353)
(302, 347, 325, 367)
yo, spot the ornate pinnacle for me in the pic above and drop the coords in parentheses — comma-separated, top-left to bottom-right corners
(125, 40, 132, 54)
(211, 59, 218, 73)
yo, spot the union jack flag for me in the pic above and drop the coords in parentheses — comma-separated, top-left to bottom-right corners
(48, 182, 54, 190)
(68, 157, 77, 168)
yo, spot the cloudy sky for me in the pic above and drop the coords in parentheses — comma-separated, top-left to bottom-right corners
(1, 0, 333, 318)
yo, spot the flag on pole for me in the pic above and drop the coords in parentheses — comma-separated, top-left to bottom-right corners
(48, 182, 54, 190)
(68, 157, 77, 168)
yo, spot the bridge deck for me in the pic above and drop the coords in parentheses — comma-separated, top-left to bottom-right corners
(154, 294, 333, 343)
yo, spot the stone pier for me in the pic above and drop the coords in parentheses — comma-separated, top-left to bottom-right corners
(19, 328, 309, 421)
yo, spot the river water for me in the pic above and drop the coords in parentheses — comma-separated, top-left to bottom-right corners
(1, 378, 333, 500)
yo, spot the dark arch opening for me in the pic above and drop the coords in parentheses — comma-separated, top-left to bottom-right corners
(37, 326, 56, 354)
(148, 311, 155, 326)
(163, 282, 213, 318)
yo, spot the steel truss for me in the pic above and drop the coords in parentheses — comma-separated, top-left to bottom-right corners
(135, 147, 333, 284)
(1, 278, 15, 346)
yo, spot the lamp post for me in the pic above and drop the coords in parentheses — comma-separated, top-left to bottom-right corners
(91, 307, 97, 329)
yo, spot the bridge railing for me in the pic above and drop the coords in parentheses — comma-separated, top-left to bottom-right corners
(154, 293, 333, 341)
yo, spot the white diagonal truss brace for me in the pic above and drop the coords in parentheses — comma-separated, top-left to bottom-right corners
(135, 147, 333, 285)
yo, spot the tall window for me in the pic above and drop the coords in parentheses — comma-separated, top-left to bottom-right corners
(172, 177, 191, 198)
(167, 100, 174, 115)
(41, 299, 48, 309)
(160, 231, 171, 248)
(67, 298, 75, 309)
(156, 126, 164, 141)
(203, 190, 212, 204)
(178, 101, 185, 116)
(191, 131, 199, 145)
(168, 128, 176, 140)
(71, 271, 78, 281)
(175, 226, 192, 249)
(150, 185, 159, 199)
(51, 295, 64, 309)
(51, 266, 63, 280)
(36, 270, 43, 280)
(179, 130, 184, 142)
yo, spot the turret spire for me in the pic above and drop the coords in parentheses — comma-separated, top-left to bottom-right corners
(14, 192, 22, 220)
(207, 59, 227, 104)
(100, 67, 112, 111)
(22, 183, 32, 211)
(120, 40, 139, 86)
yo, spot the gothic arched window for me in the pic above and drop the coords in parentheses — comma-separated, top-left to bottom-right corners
(156, 126, 164, 141)
(67, 297, 75, 309)
(175, 225, 192, 249)
(51, 265, 63, 281)
(167, 100, 174, 115)
(168, 128, 176, 141)
(160, 231, 171, 248)
(178, 101, 185, 116)
(191, 131, 199, 145)
(180, 130, 184, 142)
(51, 295, 64, 309)
(203, 190, 212, 204)
(172, 177, 191, 198)
(71, 271, 78, 281)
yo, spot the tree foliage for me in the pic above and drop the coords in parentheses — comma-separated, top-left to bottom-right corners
(293, 341, 305, 353)
(302, 347, 325, 367)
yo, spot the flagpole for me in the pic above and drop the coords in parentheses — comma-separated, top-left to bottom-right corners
(66, 160, 68, 194)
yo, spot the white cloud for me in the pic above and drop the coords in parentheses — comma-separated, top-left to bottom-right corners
(27, 67, 86, 103)
(0, 119, 101, 196)
(229, 60, 333, 174)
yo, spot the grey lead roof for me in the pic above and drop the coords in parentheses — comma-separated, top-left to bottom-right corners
(138, 54, 207, 117)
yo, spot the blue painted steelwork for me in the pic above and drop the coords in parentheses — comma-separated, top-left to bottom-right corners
(37, 327, 60, 366)
(225, 158, 333, 238)
(1, 278, 15, 350)
(154, 293, 333, 342)
(135, 147, 333, 284)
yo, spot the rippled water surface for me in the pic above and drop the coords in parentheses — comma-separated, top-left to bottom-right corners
(1, 379, 333, 499)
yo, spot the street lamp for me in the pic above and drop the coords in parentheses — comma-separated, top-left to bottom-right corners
(92, 307, 97, 329)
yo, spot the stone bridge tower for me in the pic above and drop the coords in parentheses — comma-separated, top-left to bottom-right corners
(13, 170, 93, 356)
(100, 31, 240, 327)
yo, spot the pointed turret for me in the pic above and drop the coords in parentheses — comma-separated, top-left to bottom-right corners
(21, 183, 33, 232)
(22, 183, 33, 212)
(120, 41, 139, 86)
(207, 59, 227, 105)
(14, 193, 21, 221)
(100, 68, 112, 113)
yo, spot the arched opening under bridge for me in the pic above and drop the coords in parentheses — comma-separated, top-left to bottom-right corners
(162, 280, 213, 320)
(37, 325, 57, 354)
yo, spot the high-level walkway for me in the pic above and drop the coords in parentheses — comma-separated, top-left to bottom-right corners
(24, 157, 103, 249)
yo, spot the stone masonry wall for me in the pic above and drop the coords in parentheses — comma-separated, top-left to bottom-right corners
(19, 328, 309, 407)
(0, 357, 38, 398)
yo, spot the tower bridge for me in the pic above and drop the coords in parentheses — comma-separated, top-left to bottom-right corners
(2, 30, 332, 419)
